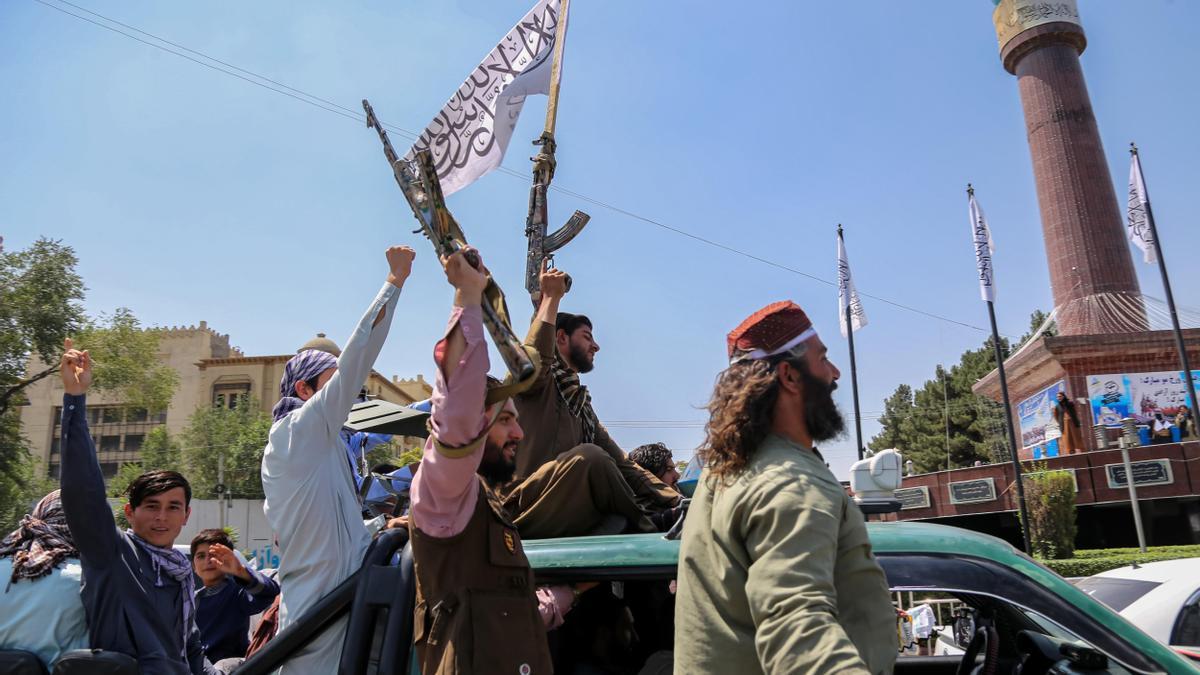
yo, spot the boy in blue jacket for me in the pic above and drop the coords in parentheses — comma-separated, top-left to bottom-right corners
(190, 529, 279, 664)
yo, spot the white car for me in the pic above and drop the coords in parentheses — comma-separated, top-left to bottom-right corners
(1074, 558, 1200, 661)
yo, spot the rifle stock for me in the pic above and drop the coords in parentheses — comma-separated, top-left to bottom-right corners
(362, 99, 538, 393)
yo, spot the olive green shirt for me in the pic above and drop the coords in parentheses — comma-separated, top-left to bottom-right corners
(675, 434, 896, 675)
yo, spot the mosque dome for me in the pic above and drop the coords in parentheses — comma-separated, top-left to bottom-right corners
(299, 332, 341, 356)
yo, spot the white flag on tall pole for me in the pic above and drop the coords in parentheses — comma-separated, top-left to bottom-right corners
(837, 232, 868, 337)
(1127, 151, 1157, 264)
(405, 0, 563, 195)
(968, 190, 997, 302)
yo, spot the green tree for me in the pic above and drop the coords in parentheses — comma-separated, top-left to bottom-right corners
(1022, 467, 1077, 559)
(180, 398, 272, 500)
(396, 445, 423, 467)
(0, 238, 85, 419)
(0, 430, 57, 533)
(1013, 309, 1057, 352)
(74, 309, 179, 415)
(0, 238, 178, 525)
(869, 385, 914, 453)
(108, 427, 183, 499)
(869, 335, 1019, 473)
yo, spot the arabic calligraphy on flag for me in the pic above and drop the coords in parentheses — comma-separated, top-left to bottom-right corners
(405, 0, 562, 195)
(837, 234, 868, 337)
(968, 192, 997, 302)
(1127, 152, 1157, 264)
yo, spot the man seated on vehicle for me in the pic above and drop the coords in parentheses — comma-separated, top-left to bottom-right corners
(628, 443, 681, 491)
(190, 529, 279, 666)
(260, 244, 414, 674)
(675, 301, 896, 674)
(0, 489, 88, 668)
(512, 292, 681, 529)
(58, 341, 218, 674)
(407, 250, 596, 674)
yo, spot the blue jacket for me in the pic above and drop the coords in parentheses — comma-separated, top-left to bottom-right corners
(194, 569, 278, 662)
(60, 394, 217, 675)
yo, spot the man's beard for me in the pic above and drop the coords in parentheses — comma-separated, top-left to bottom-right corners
(479, 439, 518, 485)
(800, 368, 845, 442)
(568, 341, 594, 374)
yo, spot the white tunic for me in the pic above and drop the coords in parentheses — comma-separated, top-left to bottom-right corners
(261, 281, 399, 674)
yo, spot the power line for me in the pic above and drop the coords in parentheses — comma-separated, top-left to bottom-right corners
(31, 0, 994, 335)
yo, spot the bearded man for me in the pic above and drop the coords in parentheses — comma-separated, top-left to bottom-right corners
(407, 251, 598, 674)
(674, 301, 896, 675)
(511, 293, 679, 534)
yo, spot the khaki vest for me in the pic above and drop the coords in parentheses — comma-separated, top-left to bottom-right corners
(410, 483, 552, 675)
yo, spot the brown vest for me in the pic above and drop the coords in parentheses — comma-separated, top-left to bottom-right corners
(409, 483, 552, 675)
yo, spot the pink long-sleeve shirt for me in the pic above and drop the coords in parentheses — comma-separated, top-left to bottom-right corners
(408, 304, 574, 629)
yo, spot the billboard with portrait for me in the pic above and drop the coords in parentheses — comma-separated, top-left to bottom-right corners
(1017, 380, 1064, 450)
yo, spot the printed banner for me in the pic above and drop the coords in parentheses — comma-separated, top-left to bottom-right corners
(1087, 370, 1200, 427)
(1017, 380, 1065, 450)
(405, 0, 562, 195)
(837, 233, 868, 337)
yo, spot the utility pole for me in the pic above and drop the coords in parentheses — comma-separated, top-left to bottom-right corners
(217, 452, 226, 530)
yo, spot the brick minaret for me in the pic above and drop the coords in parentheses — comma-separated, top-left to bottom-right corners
(994, 1, 1142, 335)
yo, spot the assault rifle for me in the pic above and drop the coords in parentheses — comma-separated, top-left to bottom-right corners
(362, 99, 539, 398)
(523, 0, 589, 304)
(525, 131, 589, 303)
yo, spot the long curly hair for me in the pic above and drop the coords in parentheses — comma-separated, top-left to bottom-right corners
(699, 357, 788, 482)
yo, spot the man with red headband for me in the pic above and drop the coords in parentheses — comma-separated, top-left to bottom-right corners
(675, 301, 896, 674)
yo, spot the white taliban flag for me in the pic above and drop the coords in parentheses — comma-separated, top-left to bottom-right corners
(968, 191, 997, 302)
(405, 0, 564, 196)
(1127, 152, 1157, 264)
(837, 233, 868, 337)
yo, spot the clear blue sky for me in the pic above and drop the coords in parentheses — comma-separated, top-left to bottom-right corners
(4, 1, 1198, 479)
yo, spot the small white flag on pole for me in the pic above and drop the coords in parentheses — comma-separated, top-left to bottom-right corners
(1127, 151, 1157, 264)
(405, 0, 563, 195)
(968, 188, 997, 303)
(837, 231, 868, 337)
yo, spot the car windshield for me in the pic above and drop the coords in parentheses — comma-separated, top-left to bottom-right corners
(1074, 577, 1162, 612)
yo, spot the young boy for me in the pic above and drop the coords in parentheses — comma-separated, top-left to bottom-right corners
(190, 529, 279, 664)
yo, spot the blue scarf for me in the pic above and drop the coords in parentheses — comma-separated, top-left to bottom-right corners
(272, 349, 339, 421)
(128, 532, 196, 652)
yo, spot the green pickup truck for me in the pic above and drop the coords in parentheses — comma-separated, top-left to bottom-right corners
(229, 519, 1198, 674)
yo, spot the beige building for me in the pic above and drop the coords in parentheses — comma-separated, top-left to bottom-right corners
(19, 322, 430, 480)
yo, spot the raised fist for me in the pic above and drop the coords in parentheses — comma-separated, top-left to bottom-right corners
(60, 338, 92, 396)
(539, 259, 569, 300)
(442, 248, 488, 302)
(386, 246, 417, 288)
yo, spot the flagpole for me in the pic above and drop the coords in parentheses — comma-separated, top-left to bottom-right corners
(987, 299, 1032, 554)
(526, 0, 590, 302)
(839, 224, 865, 461)
(968, 184, 1032, 555)
(1131, 143, 1199, 418)
(543, 0, 572, 136)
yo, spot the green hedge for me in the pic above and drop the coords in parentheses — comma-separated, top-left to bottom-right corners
(1040, 545, 1200, 578)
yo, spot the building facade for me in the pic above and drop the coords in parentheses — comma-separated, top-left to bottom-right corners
(19, 322, 431, 480)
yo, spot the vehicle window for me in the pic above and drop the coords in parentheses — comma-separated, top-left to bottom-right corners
(1074, 577, 1162, 612)
(879, 555, 1164, 673)
(1172, 590, 1200, 648)
(1018, 609, 1134, 675)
